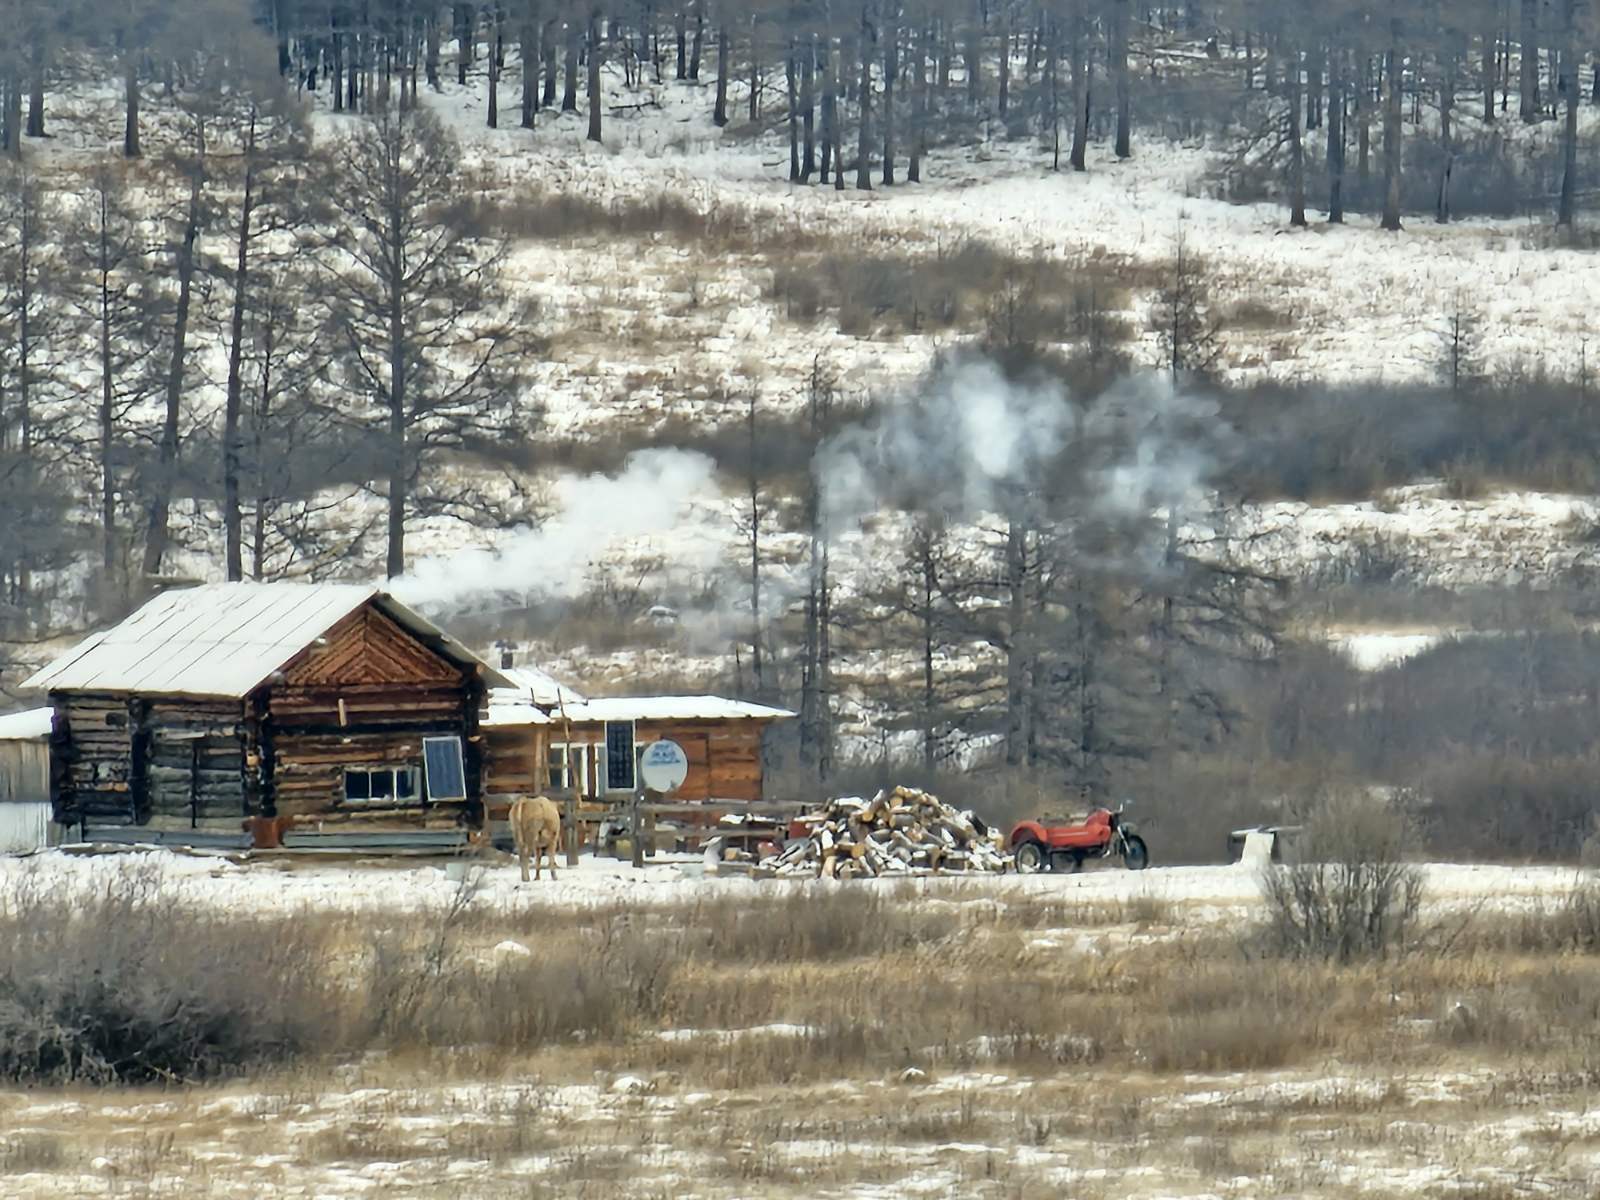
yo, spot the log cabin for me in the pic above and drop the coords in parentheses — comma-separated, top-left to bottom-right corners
(24, 583, 511, 839)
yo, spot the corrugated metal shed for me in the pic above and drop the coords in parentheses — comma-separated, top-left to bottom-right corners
(0, 736, 49, 852)
(23, 583, 511, 699)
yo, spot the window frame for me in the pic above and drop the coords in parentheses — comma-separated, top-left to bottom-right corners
(343, 765, 422, 807)
(603, 721, 637, 793)
(546, 742, 590, 795)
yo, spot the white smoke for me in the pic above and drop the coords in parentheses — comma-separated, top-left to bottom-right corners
(814, 360, 1076, 528)
(809, 360, 1234, 585)
(390, 448, 722, 611)
(1087, 375, 1230, 519)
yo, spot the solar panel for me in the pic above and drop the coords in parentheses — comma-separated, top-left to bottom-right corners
(423, 736, 467, 801)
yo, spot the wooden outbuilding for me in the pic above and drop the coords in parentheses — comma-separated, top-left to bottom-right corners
(24, 583, 510, 838)
(0, 707, 52, 853)
(481, 666, 792, 825)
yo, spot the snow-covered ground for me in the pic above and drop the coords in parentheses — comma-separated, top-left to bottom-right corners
(0, 846, 1581, 920)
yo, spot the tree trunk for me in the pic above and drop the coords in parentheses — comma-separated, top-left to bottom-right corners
(542, 19, 558, 105)
(386, 261, 407, 580)
(488, 19, 501, 127)
(1558, 8, 1578, 226)
(820, 38, 834, 183)
(427, 14, 442, 89)
(456, 3, 472, 85)
(882, 2, 897, 185)
(919, 534, 935, 771)
(1326, 47, 1344, 222)
(1481, 25, 1495, 121)
(1046, 13, 1060, 170)
(1438, 47, 1455, 223)
(586, 11, 601, 141)
(714, 24, 729, 125)
(1111, 0, 1130, 157)
(802, 37, 817, 179)
(965, 0, 981, 105)
(1069, 5, 1088, 172)
(250, 327, 275, 581)
(747, 16, 759, 120)
(223, 117, 258, 582)
(1520, 0, 1539, 121)
(123, 55, 140, 157)
(1003, 521, 1029, 768)
(855, 18, 872, 190)
(786, 44, 799, 177)
(675, 6, 686, 78)
(689, 0, 703, 79)
(997, 1, 1009, 114)
(521, 9, 537, 127)
(1306, 43, 1323, 129)
(26, 55, 44, 139)
(746, 393, 763, 694)
(144, 180, 201, 580)
(1356, 53, 1369, 182)
(907, 22, 924, 182)
(1287, 44, 1306, 226)
(1381, 24, 1403, 231)
(562, 21, 578, 111)
(830, 46, 844, 192)
(95, 197, 117, 579)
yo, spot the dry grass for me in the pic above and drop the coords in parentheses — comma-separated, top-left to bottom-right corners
(7, 865, 1600, 1194)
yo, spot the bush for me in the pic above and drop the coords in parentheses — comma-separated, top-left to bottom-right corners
(1257, 790, 1423, 962)
(0, 864, 344, 1083)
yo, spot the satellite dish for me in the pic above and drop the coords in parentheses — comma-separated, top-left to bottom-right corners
(639, 739, 689, 794)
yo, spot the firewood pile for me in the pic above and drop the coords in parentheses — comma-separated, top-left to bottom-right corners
(712, 786, 1010, 879)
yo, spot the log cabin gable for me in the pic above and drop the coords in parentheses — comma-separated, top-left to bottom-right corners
(276, 604, 465, 690)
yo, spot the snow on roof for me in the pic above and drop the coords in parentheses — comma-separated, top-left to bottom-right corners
(22, 583, 511, 699)
(482, 692, 793, 727)
(0, 707, 51, 740)
(497, 666, 585, 707)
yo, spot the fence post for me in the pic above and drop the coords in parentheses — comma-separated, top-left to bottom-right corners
(565, 792, 578, 867)
(631, 783, 645, 868)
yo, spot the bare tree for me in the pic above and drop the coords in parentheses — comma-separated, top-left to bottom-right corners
(64, 164, 164, 604)
(317, 103, 538, 578)
(1150, 225, 1223, 380)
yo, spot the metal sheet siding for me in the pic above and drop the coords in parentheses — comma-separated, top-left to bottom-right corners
(0, 803, 48, 853)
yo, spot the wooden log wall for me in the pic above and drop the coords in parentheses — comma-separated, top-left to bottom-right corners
(51, 693, 132, 824)
(51, 692, 246, 826)
(260, 603, 482, 827)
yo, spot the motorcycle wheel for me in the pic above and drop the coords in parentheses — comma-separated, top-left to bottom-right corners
(1122, 835, 1150, 871)
(1014, 840, 1046, 874)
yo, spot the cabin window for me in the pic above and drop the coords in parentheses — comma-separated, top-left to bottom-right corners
(344, 766, 420, 805)
(547, 743, 589, 794)
(604, 722, 636, 792)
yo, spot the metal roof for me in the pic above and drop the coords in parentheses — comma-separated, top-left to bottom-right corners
(22, 583, 512, 699)
(483, 692, 793, 728)
(498, 666, 585, 707)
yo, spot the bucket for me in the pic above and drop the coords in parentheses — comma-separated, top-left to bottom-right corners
(445, 861, 469, 883)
